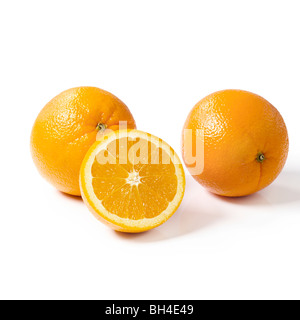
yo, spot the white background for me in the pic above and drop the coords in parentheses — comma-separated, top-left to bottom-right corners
(0, 0, 300, 300)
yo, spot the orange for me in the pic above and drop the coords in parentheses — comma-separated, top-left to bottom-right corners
(31, 87, 136, 196)
(80, 130, 185, 233)
(182, 89, 289, 197)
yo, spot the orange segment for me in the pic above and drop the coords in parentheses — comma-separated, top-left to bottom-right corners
(92, 177, 127, 201)
(80, 130, 185, 233)
(102, 184, 132, 219)
(127, 185, 146, 220)
(91, 161, 129, 179)
(140, 175, 178, 202)
(137, 184, 169, 219)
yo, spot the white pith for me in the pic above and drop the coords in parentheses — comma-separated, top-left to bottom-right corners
(126, 170, 141, 186)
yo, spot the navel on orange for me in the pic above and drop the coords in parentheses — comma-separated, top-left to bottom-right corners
(182, 89, 289, 197)
(31, 87, 136, 196)
(80, 130, 185, 233)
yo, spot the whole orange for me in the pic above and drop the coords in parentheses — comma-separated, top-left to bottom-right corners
(182, 90, 289, 197)
(31, 87, 136, 196)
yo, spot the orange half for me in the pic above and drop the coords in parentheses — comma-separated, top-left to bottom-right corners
(80, 130, 185, 233)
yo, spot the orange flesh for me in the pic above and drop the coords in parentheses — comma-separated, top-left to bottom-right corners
(91, 137, 178, 220)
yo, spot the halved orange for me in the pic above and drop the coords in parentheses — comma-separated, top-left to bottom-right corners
(80, 130, 185, 233)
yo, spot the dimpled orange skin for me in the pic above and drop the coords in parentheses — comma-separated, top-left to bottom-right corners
(182, 90, 289, 197)
(31, 87, 136, 196)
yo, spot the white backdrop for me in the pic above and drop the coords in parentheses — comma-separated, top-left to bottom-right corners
(0, 0, 300, 300)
